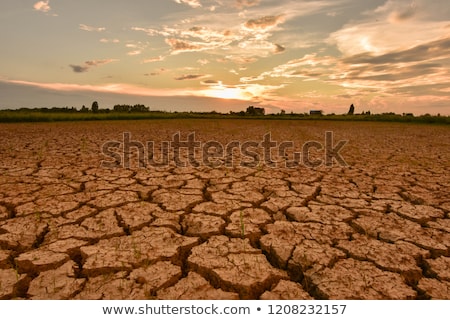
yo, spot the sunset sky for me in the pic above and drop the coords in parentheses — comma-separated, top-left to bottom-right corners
(1, 0, 449, 115)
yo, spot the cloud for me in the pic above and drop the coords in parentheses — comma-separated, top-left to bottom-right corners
(127, 50, 142, 56)
(69, 65, 89, 73)
(124, 42, 150, 56)
(144, 68, 167, 76)
(220, 56, 257, 64)
(132, 4, 307, 59)
(373, 0, 418, 23)
(33, 0, 57, 15)
(33, 1, 51, 13)
(239, 36, 449, 98)
(131, 27, 160, 36)
(100, 38, 120, 43)
(244, 15, 285, 30)
(79, 24, 106, 32)
(142, 56, 165, 63)
(235, 0, 261, 9)
(236, 39, 286, 58)
(329, 19, 449, 56)
(157, 25, 240, 55)
(329, 0, 449, 56)
(340, 63, 443, 83)
(197, 59, 210, 65)
(241, 54, 335, 82)
(69, 59, 118, 73)
(174, 74, 209, 81)
(181, 26, 236, 42)
(201, 79, 220, 85)
(238, 43, 445, 101)
(130, 0, 350, 62)
(0, 78, 192, 97)
(174, 0, 202, 8)
(342, 37, 450, 65)
(85, 59, 117, 67)
(329, 37, 450, 92)
(165, 38, 207, 54)
(389, 5, 417, 23)
(273, 44, 285, 53)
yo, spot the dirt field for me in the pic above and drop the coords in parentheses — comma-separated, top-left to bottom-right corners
(0, 119, 449, 300)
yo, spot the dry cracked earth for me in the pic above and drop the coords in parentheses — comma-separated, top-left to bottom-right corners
(0, 119, 449, 300)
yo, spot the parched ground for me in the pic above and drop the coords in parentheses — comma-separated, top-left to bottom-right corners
(0, 119, 449, 300)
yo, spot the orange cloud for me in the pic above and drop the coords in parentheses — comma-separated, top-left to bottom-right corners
(33, 1, 50, 13)
(100, 38, 120, 43)
(235, 0, 260, 9)
(69, 59, 118, 73)
(79, 24, 106, 32)
(174, 74, 209, 81)
(244, 15, 285, 30)
(142, 56, 165, 63)
(174, 0, 201, 8)
(0, 79, 191, 97)
(165, 38, 207, 54)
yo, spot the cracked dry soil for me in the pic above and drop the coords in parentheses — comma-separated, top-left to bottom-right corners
(0, 119, 449, 300)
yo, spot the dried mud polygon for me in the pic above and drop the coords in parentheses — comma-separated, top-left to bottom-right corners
(0, 120, 449, 299)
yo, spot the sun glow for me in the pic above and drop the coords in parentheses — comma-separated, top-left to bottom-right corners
(206, 87, 248, 100)
(197, 81, 252, 100)
(197, 81, 285, 102)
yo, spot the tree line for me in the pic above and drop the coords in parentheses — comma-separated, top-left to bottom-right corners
(1, 102, 445, 119)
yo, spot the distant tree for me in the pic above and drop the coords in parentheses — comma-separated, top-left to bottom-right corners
(91, 101, 99, 113)
(131, 104, 149, 112)
(113, 104, 128, 112)
(348, 104, 355, 115)
(246, 106, 265, 116)
(112, 104, 149, 113)
(80, 105, 89, 113)
(280, 109, 286, 115)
